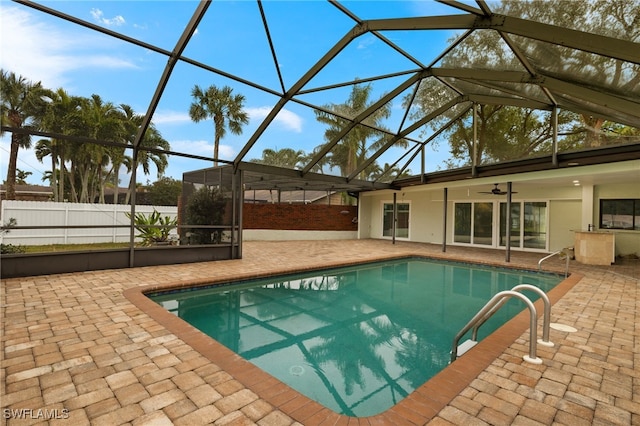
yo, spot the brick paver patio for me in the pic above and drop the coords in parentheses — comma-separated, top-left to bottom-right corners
(1, 239, 638, 425)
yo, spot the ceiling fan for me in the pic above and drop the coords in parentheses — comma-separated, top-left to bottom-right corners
(478, 183, 517, 195)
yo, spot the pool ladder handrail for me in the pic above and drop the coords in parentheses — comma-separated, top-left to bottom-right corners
(451, 284, 554, 365)
(538, 248, 570, 278)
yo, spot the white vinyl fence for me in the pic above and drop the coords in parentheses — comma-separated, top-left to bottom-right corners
(1, 200, 178, 246)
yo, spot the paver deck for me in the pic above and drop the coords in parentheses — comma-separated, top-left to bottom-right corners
(1, 239, 638, 425)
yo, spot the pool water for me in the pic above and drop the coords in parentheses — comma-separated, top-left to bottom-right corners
(150, 257, 561, 417)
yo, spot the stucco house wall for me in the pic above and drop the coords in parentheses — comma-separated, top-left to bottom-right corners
(359, 166, 639, 258)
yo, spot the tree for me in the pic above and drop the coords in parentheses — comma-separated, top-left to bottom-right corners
(494, 0, 639, 148)
(182, 185, 226, 244)
(407, 0, 640, 168)
(37, 88, 84, 201)
(250, 147, 306, 169)
(189, 84, 249, 166)
(0, 70, 51, 200)
(314, 83, 406, 179)
(147, 177, 182, 206)
(124, 124, 170, 205)
(368, 162, 411, 182)
(62, 94, 123, 203)
(15, 169, 32, 185)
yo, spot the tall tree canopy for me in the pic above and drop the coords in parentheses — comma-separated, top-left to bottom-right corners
(406, 0, 640, 169)
(26, 82, 171, 204)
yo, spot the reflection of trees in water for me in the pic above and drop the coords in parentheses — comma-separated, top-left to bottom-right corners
(177, 291, 240, 349)
(394, 329, 448, 389)
(308, 321, 388, 396)
(244, 274, 354, 320)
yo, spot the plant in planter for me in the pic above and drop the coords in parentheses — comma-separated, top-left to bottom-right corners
(126, 210, 178, 246)
(182, 185, 225, 244)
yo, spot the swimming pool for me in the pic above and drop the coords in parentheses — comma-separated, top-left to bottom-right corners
(149, 257, 562, 417)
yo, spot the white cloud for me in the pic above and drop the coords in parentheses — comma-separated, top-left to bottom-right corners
(155, 107, 303, 133)
(90, 8, 125, 27)
(152, 111, 192, 125)
(246, 106, 303, 133)
(0, 5, 138, 89)
(357, 35, 376, 50)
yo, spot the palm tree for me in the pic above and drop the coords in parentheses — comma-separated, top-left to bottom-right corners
(189, 84, 249, 166)
(37, 88, 83, 201)
(250, 147, 306, 168)
(368, 162, 411, 182)
(314, 83, 405, 179)
(109, 104, 140, 204)
(66, 94, 123, 203)
(124, 124, 170, 205)
(0, 69, 51, 200)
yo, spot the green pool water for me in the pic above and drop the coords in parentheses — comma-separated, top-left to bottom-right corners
(149, 257, 562, 417)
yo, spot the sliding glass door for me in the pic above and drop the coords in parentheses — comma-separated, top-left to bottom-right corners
(499, 201, 547, 250)
(455, 200, 548, 250)
(453, 202, 493, 245)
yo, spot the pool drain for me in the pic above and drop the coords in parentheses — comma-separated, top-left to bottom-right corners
(289, 365, 305, 376)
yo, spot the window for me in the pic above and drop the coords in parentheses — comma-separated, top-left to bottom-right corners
(600, 199, 640, 230)
(383, 202, 410, 238)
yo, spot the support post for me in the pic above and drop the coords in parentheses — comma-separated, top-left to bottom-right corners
(442, 187, 448, 252)
(128, 148, 139, 268)
(472, 103, 478, 177)
(552, 107, 558, 167)
(505, 182, 512, 263)
(392, 192, 397, 245)
(421, 145, 426, 184)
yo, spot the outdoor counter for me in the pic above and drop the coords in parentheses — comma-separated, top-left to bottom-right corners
(574, 231, 615, 265)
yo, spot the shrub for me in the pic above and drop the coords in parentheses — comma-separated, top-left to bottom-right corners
(182, 186, 225, 244)
(126, 210, 178, 246)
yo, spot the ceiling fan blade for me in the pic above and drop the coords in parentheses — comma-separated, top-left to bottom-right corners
(477, 190, 518, 195)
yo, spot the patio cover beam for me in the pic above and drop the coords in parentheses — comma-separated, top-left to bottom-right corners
(347, 96, 467, 181)
(237, 162, 395, 191)
(395, 103, 472, 180)
(301, 72, 426, 176)
(465, 94, 550, 110)
(431, 69, 640, 122)
(234, 20, 369, 168)
(131, 1, 209, 150)
(364, 14, 640, 64)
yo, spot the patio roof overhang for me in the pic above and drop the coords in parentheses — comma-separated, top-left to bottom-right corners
(8, 0, 640, 191)
(184, 162, 397, 194)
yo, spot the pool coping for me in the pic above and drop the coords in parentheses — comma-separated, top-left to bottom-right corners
(123, 254, 583, 425)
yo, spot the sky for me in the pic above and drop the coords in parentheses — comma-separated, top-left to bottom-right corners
(0, 0, 462, 187)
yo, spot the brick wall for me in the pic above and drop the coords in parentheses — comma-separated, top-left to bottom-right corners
(243, 204, 358, 231)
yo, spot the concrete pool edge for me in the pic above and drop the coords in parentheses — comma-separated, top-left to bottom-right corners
(123, 257, 583, 425)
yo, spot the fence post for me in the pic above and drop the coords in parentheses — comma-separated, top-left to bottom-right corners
(64, 202, 69, 244)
